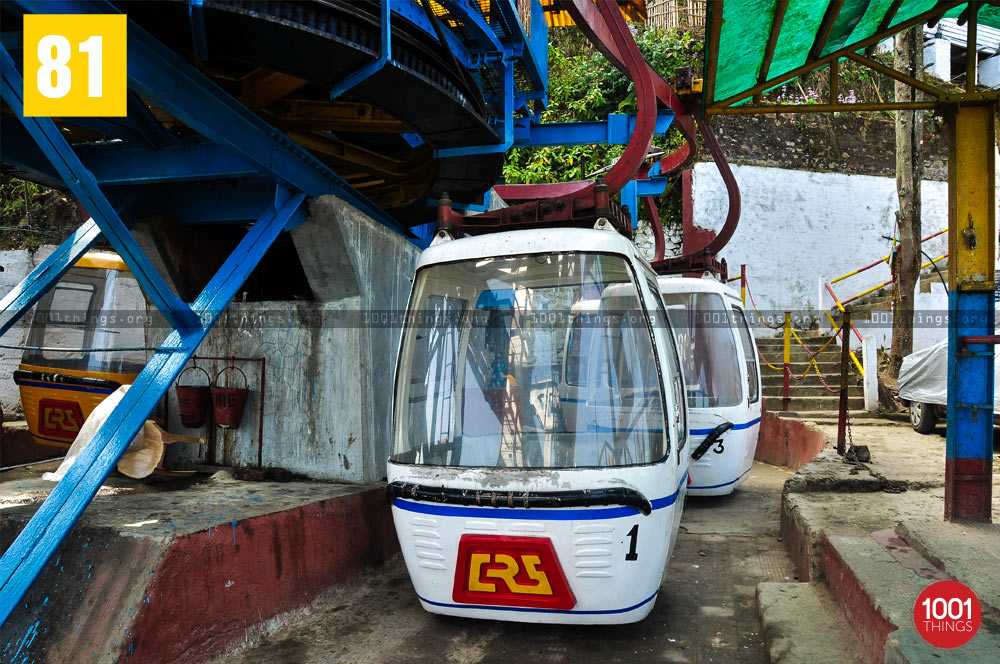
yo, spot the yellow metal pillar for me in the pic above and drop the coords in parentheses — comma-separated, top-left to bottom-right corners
(944, 101, 997, 522)
(782, 313, 791, 411)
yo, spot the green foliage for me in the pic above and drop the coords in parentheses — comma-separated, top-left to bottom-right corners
(0, 175, 79, 251)
(503, 25, 703, 186)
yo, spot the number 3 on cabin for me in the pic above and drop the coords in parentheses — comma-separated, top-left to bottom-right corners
(22, 14, 127, 117)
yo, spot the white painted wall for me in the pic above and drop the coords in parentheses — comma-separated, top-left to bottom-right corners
(0, 245, 57, 418)
(924, 39, 952, 82)
(690, 163, 949, 324)
(981, 52, 1000, 88)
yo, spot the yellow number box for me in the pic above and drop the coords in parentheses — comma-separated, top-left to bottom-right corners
(23, 14, 126, 117)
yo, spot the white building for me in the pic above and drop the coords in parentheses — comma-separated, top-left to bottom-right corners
(924, 18, 1000, 88)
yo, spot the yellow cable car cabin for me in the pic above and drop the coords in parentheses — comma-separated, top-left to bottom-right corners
(14, 252, 148, 448)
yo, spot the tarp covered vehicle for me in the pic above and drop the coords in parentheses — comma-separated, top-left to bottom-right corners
(897, 339, 1000, 433)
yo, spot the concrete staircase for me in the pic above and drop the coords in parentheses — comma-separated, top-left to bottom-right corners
(756, 332, 864, 415)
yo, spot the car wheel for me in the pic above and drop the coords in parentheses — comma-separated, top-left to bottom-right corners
(910, 401, 937, 434)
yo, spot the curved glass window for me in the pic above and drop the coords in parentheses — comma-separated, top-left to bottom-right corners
(393, 253, 667, 468)
(662, 292, 742, 408)
(23, 266, 149, 375)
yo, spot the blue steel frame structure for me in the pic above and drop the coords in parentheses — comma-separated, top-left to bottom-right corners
(0, 0, 681, 622)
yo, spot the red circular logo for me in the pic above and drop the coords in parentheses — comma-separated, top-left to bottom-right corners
(913, 581, 982, 649)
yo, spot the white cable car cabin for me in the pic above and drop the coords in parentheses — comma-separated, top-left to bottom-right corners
(388, 227, 689, 624)
(657, 276, 762, 496)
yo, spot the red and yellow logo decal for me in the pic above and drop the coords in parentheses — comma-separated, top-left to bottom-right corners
(37, 398, 84, 440)
(452, 535, 576, 610)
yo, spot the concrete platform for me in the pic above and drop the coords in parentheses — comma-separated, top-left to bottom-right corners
(895, 520, 1000, 616)
(770, 417, 1000, 664)
(885, 627, 1000, 663)
(1, 420, 63, 468)
(0, 461, 397, 663)
(757, 581, 863, 664)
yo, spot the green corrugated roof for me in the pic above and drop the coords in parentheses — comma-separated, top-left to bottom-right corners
(705, 1, 1000, 106)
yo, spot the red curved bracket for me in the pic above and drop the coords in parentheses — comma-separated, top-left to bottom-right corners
(439, 0, 739, 266)
(566, 0, 697, 177)
(594, 0, 656, 193)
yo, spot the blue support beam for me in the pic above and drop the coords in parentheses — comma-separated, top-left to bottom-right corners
(435, 54, 515, 157)
(14, 0, 407, 236)
(0, 220, 101, 335)
(946, 291, 995, 516)
(620, 177, 669, 228)
(0, 191, 307, 625)
(492, 0, 547, 99)
(391, 0, 474, 68)
(440, 108, 675, 157)
(437, 0, 504, 56)
(188, 0, 208, 63)
(3, 119, 263, 187)
(1, 44, 200, 333)
(126, 91, 174, 149)
(330, 0, 392, 100)
(512, 110, 675, 147)
(77, 140, 259, 186)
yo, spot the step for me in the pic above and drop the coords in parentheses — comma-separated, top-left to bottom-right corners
(0, 476, 397, 663)
(775, 410, 889, 421)
(895, 520, 1000, 616)
(759, 360, 853, 373)
(884, 626, 1000, 664)
(757, 349, 846, 363)
(756, 581, 864, 664)
(774, 395, 865, 412)
(822, 534, 944, 664)
(756, 339, 843, 351)
(762, 385, 848, 397)
(762, 373, 860, 387)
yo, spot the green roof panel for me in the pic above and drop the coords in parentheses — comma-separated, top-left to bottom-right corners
(821, 0, 877, 56)
(706, 0, 1000, 105)
(843, 0, 905, 46)
(767, 0, 834, 81)
(713, 0, 778, 101)
(889, 0, 940, 28)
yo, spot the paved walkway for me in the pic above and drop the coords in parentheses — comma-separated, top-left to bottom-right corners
(221, 462, 795, 664)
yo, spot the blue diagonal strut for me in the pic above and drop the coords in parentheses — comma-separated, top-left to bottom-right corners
(0, 44, 200, 332)
(0, 220, 101, 336)
(0, 191, 307, 625)
(14, 0, 408, 236)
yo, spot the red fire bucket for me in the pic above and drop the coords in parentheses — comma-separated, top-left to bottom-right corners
(211, 366, 249, 429)
(175, 366, 211, 428)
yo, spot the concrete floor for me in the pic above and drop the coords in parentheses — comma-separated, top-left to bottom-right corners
(220, 462, 795, 664)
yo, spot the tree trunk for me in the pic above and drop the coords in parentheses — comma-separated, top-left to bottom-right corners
(888, 27, 923, 379)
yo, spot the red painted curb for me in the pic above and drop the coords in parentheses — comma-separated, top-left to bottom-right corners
(822, 538, 896, 664)
(779, 498, 811, 582)
(122, 487, 398, 663)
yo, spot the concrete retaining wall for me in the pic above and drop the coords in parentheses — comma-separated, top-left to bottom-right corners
(691, 163, 951, 316)
(754, 408, 827, 470)
(165, 196, 420, 483)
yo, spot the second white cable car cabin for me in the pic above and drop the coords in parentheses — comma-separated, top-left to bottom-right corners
(388, 226, 689, 624)
(657, 276, 762, 496)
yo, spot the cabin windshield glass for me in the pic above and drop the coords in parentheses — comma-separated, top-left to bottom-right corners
(23, 266, 149, 375)
(662, 291, 743, 408)
(393, 252, 667, 468)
